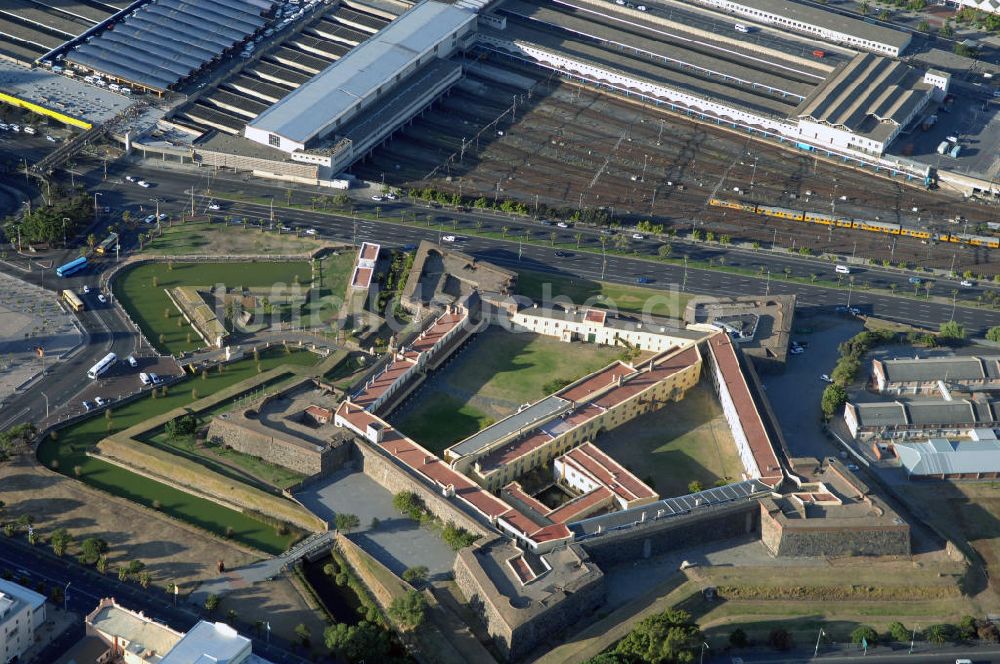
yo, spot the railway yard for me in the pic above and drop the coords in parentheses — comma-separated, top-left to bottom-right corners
(353, 64, 1000, 276)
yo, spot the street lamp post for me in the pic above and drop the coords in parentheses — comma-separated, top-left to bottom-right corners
(93, 192, 102, 220)
(62, 217, 69, 248)
(41, 392, 49, 419)
(64, 581, 71, 611)
(814, 628, 825, 657)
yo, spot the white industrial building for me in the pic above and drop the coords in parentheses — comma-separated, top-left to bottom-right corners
(244, 0, 477, 165)
(0, 579, 47, 664)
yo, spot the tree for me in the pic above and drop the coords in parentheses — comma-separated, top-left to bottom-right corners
(334, 512, 360, 533)
(393, 491, 424, 520)
(324, 621, 390, 661)
(442, 522, 479, 550)
(87, 233, 97, 250)
(204, 594, 220, 613)
(958, 614, 978, 639)
(925, 623, 959, 644)
(79, 537, 108, 565)
(729, 627, 749, 648)
(403, 565, 429, 586)
(50, 528, 73, 557)
(294, 623, 311, 647)
(887, 621, 911, 643)
(939, 320, 966, 342)
(658, 243, 672, 258)
(768, 628, 794, 651)
(989, 326, 1000, 343)
(389, 590, 427, 630)
(851, 625, 878, 646)
(614, 608, 701, 664)
(821, 383, 848, 419)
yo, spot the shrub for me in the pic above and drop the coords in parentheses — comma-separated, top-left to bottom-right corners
(442, 522, 479, 550)
(887, 621, 910, 643)
(851, 625, 878, 646)
(729, 627, 749, 648)
(768, 628, 794, 651)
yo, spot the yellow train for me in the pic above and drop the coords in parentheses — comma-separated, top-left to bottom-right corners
(708, 198, 1000, 249)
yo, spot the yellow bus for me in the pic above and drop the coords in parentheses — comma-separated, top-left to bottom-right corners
(61, 289, 84, 312)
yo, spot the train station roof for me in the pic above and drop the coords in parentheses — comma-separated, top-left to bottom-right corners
(247, 0, 475, 144)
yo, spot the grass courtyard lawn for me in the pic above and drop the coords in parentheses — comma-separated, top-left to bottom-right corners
(594, 383, 743, 497)
(448, 327, 623, 407)
(37, 348, 320, 553)
(515, 269, 691, 318)
(144, 430, 306, 491)
(300, 250, 356, 327)
(143, 220, 320, 256)
(395, 395, 494, 455)
(114, 261, 313, 355)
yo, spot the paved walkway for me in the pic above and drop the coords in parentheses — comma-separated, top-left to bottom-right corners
(189, 531, 335, 605)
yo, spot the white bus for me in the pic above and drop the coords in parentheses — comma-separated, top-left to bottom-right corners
(87, 352, 117, 380)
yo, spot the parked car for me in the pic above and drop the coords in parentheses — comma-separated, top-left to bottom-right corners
(83, 285, 90, 294)
(144, 215, 156, 224)
(632, 233, 645, 240)
(371, 195, 383, 201)
(908, 276, 922, 285)
(208, 203, 221, 210)
(97, 294, 107, 304)
(790, 346, 805, 355)
(820, 374, 833, 383)
(556, 221, 569, 228)
(127, 355, 138, 368)
(158, 213, 168, 221)
(82, 400, 92, 411)
(304, 228, 317, 235)
(150, 373, 163, 384)
(95, 396, 107, 407)
(139, 372, 151, 386)
(385, 192, 398, 200)
(124, 175, 137, 182)
(45, 135, 57, 143)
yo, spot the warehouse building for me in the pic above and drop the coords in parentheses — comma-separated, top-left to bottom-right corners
(244, 0, 477, 164)
(844, 399, 1000, 439)
(795, 53, 944, 156)
(894, 430, 1000, 479)
(872, 355, 1000, 394)
(691, 0, 911, 56)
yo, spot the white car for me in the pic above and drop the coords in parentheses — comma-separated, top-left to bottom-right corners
(97, 294, 107, 304)
(137, 180, 151, 188)
(790, 346, 804, 355)
(556, 222, 569, 228)
(371, 195, 383, 201)
(158, 213, 168, 221)
(960, 279, 974, 287)
(208, 203, 221, 210)
(304, 228, 317, 235)
(144, 215, 156, 224)
(95, 396, 107, 407)
(83, 285, 90, 294)
(820, 374, 833, 383)
(127, 355, 138, 368)
(442, 235, 457, 243)
(124, 175, 137, 182)
(632, 233, 645, 240)
(45, 135, 57, 143)
(385, 192, 398, 200)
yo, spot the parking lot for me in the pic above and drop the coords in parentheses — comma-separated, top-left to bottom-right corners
(0, 272, 82, 402)
(70, 354, 181, 420)
(758, 313, 863, 460)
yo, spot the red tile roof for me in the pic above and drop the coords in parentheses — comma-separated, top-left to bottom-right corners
(351, 267, 373, 288)
(707, 332, 783, 486)
(558, 361, 632, 403)
(503, 482, 550, 516)
(591, 346, 696, 409)
(561, 442, 658, 503)
(352, 357, 417, 408)
(546, 486, 613, 523)
(409, 310, 465, 355)
(584, 309, 607, 325)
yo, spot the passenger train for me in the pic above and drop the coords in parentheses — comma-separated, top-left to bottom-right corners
(708, 198, 1000, 249)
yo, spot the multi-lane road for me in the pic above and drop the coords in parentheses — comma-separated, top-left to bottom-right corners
(100, 161, 1000, 334)
(4, 155, 999, 428)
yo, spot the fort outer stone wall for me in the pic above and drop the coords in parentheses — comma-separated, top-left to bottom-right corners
(579, 501, 760, 568)
(760, 499, 911, 557)
(352, 438, 492, 539)
(453, 540, 606, 661)
(206, 416, 348, 477)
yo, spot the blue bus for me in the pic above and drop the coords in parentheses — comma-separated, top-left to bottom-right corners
(56, 256, 88, 278)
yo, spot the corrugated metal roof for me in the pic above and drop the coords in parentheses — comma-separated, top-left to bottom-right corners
(449, 395, 572, 458)
(896, 436, 1000, 476)
(880, 355, 998, 384)
(247, 0, 474, 143)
